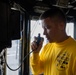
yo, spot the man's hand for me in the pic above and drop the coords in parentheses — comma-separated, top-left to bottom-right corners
(31, 37, 44, 53)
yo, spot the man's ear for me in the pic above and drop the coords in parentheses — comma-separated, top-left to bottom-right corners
(58, 22, 65, 30)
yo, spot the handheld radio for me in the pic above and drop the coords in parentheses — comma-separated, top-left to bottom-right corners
(35, 33, 44, 46)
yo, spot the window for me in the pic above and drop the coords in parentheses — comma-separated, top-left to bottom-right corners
(66, 23, 74, 38)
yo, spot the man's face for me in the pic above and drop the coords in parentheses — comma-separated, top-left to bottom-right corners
(42, 17, 60, 43)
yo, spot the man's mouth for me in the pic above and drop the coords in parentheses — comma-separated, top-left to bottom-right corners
(46, 36, 49, 40)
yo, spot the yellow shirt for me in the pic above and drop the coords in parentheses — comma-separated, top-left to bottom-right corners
(30, 36, 76, 75)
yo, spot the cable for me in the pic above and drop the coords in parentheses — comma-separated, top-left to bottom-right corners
(4, 49, 34, 71)
(4, 19, 41, 71)
(31, 20, 38, 32)
(31, 20, 41, 39)
(31, 21, 39, 37)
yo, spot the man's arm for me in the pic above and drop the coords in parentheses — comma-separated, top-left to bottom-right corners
(30, 37, 44, 75)
(30, 52, 44, 75)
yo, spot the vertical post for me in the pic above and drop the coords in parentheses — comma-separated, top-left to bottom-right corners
(19, 13, 24, 75)
(74, 18, 76, 39)
(23, 12, 30, 75)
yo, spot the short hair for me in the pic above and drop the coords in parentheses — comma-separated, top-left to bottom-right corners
(40, 7, 66, 24)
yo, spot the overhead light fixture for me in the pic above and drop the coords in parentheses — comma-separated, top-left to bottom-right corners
(55, 0, 69, 8)
(11, 2, 20, 10)
(34, 6, 50, 13)
(11, 2, 25, 11)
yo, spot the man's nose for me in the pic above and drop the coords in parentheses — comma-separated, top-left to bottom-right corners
(43, 30, 46, 35)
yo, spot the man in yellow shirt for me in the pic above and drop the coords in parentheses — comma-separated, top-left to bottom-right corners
(30, 7, 76, 75)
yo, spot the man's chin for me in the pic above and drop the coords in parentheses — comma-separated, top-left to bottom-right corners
(46, 38, 54, 43)
(48, 39, 54, 43)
